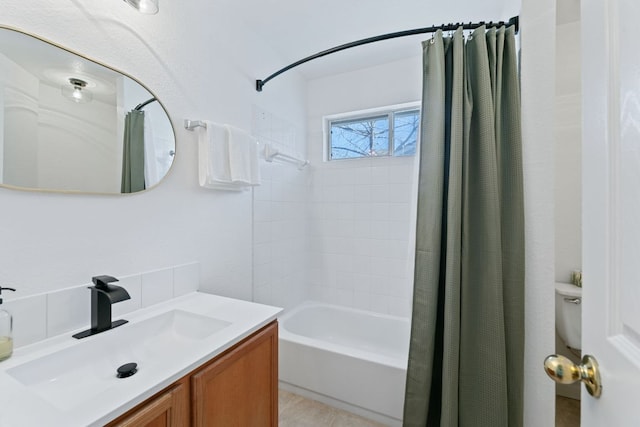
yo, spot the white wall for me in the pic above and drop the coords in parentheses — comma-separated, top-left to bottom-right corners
(555, 20, 582, 283)
(521, 0, 557, 425)
(305, 57, 421, 317)
(0, 1, 307, 300)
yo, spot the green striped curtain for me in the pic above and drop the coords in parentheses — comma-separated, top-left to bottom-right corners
(403, 25, 524, 427)
(121, 110, 146, 193)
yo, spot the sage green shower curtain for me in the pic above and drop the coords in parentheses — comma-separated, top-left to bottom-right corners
(404, 25, 524, 427)
(121, 110, 146, 193)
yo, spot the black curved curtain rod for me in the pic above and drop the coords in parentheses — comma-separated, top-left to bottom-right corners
(134, 97, 157, 111)
(256, 16, 519, 92)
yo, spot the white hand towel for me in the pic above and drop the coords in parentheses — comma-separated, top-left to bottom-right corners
(226, 125, 261, 185)
(198, 121, 232, 187)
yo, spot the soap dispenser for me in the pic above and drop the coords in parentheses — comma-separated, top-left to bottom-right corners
(0, 287, 16, 361)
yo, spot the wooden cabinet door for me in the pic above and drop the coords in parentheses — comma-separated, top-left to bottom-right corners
(108, 380, 188, 427)
(191, 321, 278, 427)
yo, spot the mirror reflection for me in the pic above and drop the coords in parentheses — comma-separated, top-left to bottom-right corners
(0, 26, 175, 194)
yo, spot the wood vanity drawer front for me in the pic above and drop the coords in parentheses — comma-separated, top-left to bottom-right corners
(108, 380, 188, 427)
(191, 321, 278, 427)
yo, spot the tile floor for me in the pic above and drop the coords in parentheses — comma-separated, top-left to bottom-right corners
(279, 390, 581, 427)
(556, 396, 580, 427)
(279, 390, 387, 427)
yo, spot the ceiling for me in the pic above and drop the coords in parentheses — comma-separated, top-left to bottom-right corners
(223, 0, 522, 80)
(1, 2, 528, 97)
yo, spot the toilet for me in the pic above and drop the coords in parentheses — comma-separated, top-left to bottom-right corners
(555, 282, 582, 350)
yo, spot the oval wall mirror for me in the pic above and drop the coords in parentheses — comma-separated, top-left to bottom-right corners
(0, 26, 175, 194)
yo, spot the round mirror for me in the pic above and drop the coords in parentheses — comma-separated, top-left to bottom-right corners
(0, 26, 175, 194)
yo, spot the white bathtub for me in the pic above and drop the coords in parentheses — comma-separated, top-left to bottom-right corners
(278, 302, 410, 426)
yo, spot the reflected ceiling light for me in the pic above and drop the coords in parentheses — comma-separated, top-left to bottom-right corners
(123, 0, 159, 14)
(62, 78, 93, 104)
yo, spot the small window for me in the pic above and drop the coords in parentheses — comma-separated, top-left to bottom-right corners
(328, 107, 419, 160)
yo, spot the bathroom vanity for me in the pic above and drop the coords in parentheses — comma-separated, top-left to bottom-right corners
(107, 321, 278, 426)
(0, 292, 281, 426)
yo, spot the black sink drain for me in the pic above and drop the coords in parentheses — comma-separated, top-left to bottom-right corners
(116, 362, 138, 378)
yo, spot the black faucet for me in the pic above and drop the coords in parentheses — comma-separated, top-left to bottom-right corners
(72, 275, 131, 339)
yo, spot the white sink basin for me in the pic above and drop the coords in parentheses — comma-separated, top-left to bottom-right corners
(6, 310, 230, 410)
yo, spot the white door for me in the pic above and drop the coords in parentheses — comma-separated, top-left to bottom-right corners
(582, 0, 640, 425)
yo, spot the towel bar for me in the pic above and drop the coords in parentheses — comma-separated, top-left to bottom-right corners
(264, 144, 309, 170)
(184, 119, 207, 131)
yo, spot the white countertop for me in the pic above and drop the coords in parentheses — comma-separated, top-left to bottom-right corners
(0, 291, 281, 426)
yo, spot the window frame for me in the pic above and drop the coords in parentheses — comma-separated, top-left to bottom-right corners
(324, 101, 421, 162)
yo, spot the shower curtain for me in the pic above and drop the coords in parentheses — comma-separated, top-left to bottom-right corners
(121, 110, 146, 193)
(404, 25, 524, 427)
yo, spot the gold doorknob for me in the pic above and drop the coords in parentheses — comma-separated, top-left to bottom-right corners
(543, 354, 602, 398)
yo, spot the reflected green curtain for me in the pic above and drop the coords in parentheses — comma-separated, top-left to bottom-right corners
(403, 25, 524, 427)
(121, 110, 145, 193)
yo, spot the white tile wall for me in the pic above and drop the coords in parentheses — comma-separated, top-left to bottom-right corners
(251, 106, 308, 311)
(141, 268, 175, 308)
(307, 156, 416, 317)
(173, 262, 200, 297)
(3, 262, 200, 349)
(252, 171, 308, 310)
(47, 285, 91, 337)
(2, 294, 47, 347)
(250, 105, 416, 317)
(303, 57, 422, 318)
